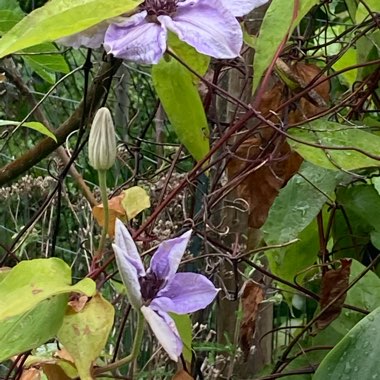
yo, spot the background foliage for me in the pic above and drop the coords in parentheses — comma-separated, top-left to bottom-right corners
(0, 0, 380, 379)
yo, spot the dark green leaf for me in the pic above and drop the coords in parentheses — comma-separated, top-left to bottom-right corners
(263, 162, 339, 245)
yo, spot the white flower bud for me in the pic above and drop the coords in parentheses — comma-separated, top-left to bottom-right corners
(88, 107, 116, 170)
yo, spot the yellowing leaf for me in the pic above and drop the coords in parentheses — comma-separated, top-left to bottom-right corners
(121, 186, 151, 220)
(0, 258, 96, 362)
(93, 187, 150, 236)
(92, 192, 126, 237)
(57, 294, 115, 380)
(0, 258, 96, 320)
(0, 0, 140, 57)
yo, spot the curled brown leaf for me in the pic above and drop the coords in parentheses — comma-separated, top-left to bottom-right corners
(315, 259, 352, 331)
(240, 281, 265, 359)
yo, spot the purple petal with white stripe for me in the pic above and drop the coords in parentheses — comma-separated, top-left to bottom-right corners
(104, 11, 167, 64)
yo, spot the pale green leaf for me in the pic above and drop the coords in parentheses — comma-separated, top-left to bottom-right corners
(288, 120, 380, 170)
(0, 267, 10, 283)
(170, 313, 193, 363)
(263, 162, 338, 245)
(0, 258, 96, 320)
(152, 56, 209, 161)
(121, 186, 151, 220)
(167, 32, 210, 81)
(333, 48, 357, 86)
(253, 0, 319, 92)
(314, 306, 380, 379)
(0, 120, 57, 141)
(0, 0, 140, 58)
(57, 294, 115, 380)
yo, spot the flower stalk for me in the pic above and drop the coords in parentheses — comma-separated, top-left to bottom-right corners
(94, 310, 145, 374)
(97, 170, 109, 254)
(88, 107, 117, 256)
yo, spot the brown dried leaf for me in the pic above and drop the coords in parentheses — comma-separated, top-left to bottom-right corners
(20, 369, 41, 380)
(92, 192, 126, 237)
(55, 348, 75, 364)
(228, 138, 302, 228)
(240, 281, 264, 359)
(41, 364, 71, 380)
(68, 295, 88, 312)
(172, 370, 194, 380)
(227, 63, 329, 228)
(315, 259, 352, 331)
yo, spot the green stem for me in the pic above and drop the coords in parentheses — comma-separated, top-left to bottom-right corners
(95, 311, 145, 375)
(97, 169, 109, 255)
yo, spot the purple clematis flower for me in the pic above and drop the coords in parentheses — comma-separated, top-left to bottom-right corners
(112, 219, 219, 361)
(59, 0, 268, 64)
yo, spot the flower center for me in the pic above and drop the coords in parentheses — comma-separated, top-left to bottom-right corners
(142, 0, 178, 17)
(139, 272, 164, 303)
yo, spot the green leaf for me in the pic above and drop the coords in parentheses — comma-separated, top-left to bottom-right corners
(267, 218, 319, 296)
(167, 32, 210, 80)
(152, 56, 209, 161)
(332, 48, 357, 86)
(0, 0, 24, 35)
(0, 0, 140, 58)
(0, 295, 68, 362)
(0, 258, 96, 320)
(252, 0, 319, 92)
(263, 162, 338, 245)
(288, 119, 380, 170)
(338, 184, 380, 232)
(170, 313, 192, 363)
(356, 0, 380, 22)
(0, 119, 57, 141)
(57, 294, 115, 380)
(314, 306, 380, 379)
(22, 43, 70, 84)
(345, 0, 358, 21)
(332, 184, 380, 260)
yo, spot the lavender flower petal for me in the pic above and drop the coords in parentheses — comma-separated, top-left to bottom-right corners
(58, 22, 108, 49)
(114, 219, 145, 277)
(104, 11, 167, 64)
(149, 230, 192, 282)
(113, 243, 143, 309)
(219, 0, 269, 17)
(151, 273, 219, 314)
(141, 305, 182, 361)
(158, 0, 242, 59)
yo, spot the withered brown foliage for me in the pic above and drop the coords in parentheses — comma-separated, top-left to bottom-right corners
(315, 259, 352, 331)
(228, 63, 330, 228)
(239, 281, 265, 359)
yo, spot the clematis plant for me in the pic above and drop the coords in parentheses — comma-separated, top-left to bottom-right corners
(60, 0, 269, 64)
(112, 219, 219, 361)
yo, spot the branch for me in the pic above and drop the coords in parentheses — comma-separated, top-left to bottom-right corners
(0, 57, 122, 187)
